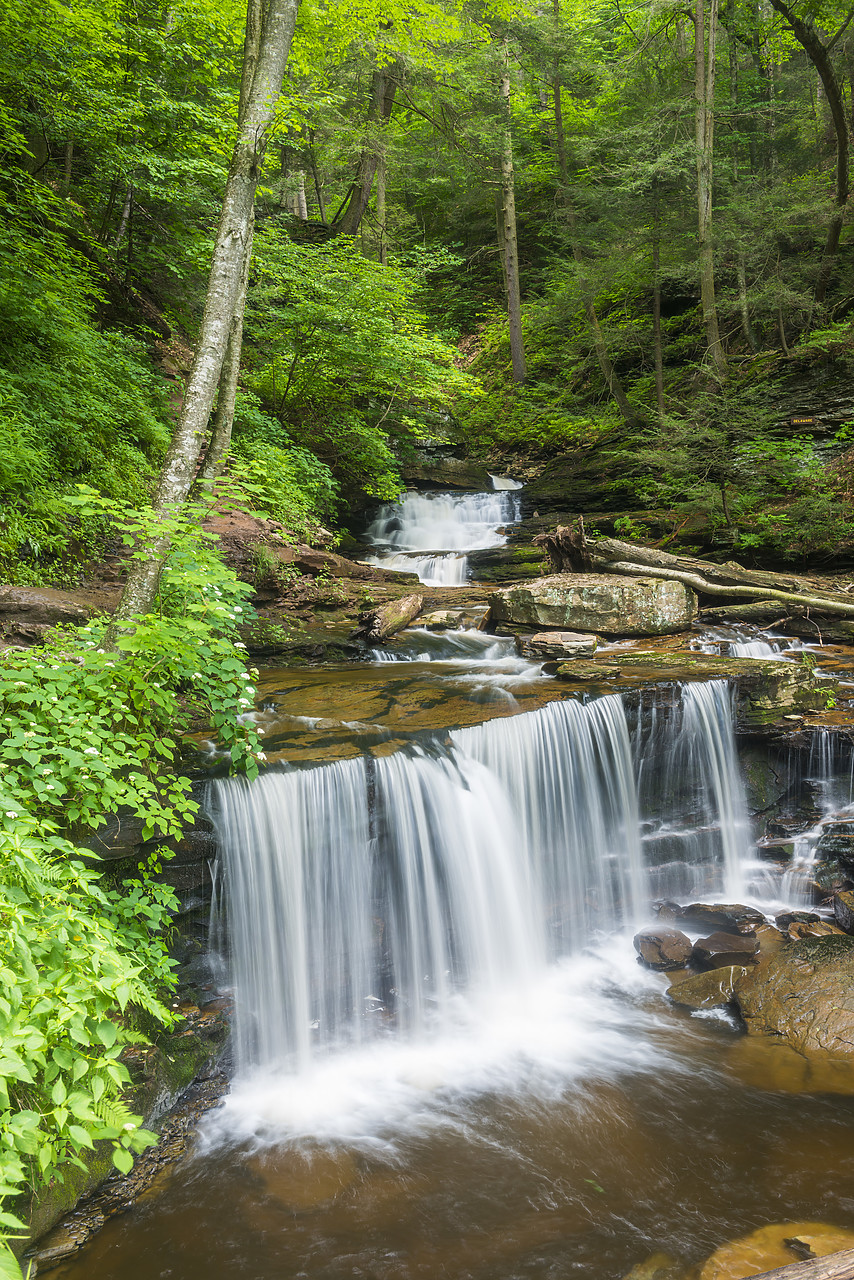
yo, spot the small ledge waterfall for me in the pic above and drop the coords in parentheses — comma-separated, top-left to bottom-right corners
(210, 680, 752, 1079)
(364, 487, 522, 585)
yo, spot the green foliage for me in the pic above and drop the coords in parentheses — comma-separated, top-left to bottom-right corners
(0, 210, 170, 584)
(244, 231, 478, 501)
(226, 392, 340, 535)
(0, 491, 264, 1243)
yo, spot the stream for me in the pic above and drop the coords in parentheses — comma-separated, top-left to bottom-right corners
(51, 486, 854, 1280)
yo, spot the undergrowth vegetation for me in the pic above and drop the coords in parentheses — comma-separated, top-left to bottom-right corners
(0, 497, 262, 1274)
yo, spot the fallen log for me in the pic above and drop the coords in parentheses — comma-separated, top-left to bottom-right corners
(352, 593, 423, 642)
(533, 525, 854, 619)
(751, 1247, 854, 1278)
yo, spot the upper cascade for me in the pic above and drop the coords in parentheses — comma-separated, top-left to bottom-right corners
(364, 483, 522, 586)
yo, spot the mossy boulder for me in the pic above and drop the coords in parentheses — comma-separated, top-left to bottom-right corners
(487, 574, 697, 637)
(734, 934, 854, 1057)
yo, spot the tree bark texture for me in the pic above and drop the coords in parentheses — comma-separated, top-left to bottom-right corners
(110, 0, 299, 629)
(768, 0, 850, 309)
(695, 0, 727, 376)
(499, 47, 526, 384)
(751, 1246, 854, 1279)
(552, 9, 634, 420)
(333, 62, 399, 238)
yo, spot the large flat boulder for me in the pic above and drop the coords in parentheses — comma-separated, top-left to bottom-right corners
(487, 574, 697, 637)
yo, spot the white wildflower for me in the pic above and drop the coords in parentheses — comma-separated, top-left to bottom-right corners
(84, 747, 99, 756)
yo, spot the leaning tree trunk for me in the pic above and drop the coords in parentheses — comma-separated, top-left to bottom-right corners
(768, 0, 850, 311)
(196, 210, 254, 489)
(108, 0, 300, 633)
(534, 524, 854, 618)
(695, 0, 727, 377)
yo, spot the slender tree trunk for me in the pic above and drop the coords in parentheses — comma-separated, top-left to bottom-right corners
(768, 0, 850, 310)
(376, 154, 387, 264)
(295, 170, 308, 219)
(495, 188, 508, 297)
(308, 137, 327, 223)
(112, 182, 133, 256)
(62, 135, 73, 193)
(109, 0, 300, 631)
(499, 40, 526, 384)
(652, 182, 665, 418)
(776, 251, 791, 355)
(729, 30, 758, 352)
(552, 1, 634, 419)
(197, 211, 255, 488)
(333, 61, 399, 238)
(695, 0, 727, 376)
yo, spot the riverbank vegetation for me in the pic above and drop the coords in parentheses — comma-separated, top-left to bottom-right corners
(4, 0, 854, 1265)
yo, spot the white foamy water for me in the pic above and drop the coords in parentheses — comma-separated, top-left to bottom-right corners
(201, 938, 674, 1150)
(364, 488, 521, 585)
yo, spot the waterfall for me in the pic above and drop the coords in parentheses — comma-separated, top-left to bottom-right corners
(364, 489, 521, 585)
(210, 681, 753, 1078)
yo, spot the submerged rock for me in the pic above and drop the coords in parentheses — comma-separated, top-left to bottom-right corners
(620, 1252, 686, 1280)
(666, 965, 748, 1009)
(633, 927, 693, 970)
(487, 574, 697, 637)
(692, 931, 759, 969)
(698, 1220, 854, 1280)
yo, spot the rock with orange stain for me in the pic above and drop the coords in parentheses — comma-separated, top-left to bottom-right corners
(698, 1221, 854, 1279)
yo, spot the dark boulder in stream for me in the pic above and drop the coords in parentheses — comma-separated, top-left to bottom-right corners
(693, 931, 760, 969)
(633, 927, 693, 970)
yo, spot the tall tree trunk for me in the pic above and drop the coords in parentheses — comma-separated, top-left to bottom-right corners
(499, 39, 526, 384)
(333, 61, 399, 238)
(768, 0, 850, 310)
(295, 170, 308, 219)
(308, 135, 327, 223)
(652, 182, 665, 418)
(109, 0, 300, 631)
(552, 2, 634, 419)
(695, 0, 727, 377)
(197, 211, 254, 488)
(376, 154, 387, 264)
(62, 135, 73, 193)
(729, 28, 758, 351)
(111, 182, 133, 256)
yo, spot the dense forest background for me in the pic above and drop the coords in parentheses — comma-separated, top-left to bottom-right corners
(5, 0, 854, 1255)
(4, 0, 854, 578)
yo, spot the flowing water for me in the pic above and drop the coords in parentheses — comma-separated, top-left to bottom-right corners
(51, 491, 854, 1280)
(364, 485, 522, 585)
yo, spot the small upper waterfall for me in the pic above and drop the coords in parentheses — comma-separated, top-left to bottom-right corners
(364, 486, 522, 585)
(210, 680, 754, 1079)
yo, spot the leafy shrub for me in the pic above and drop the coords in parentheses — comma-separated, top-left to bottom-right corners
(0, 494, 264, 1270)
